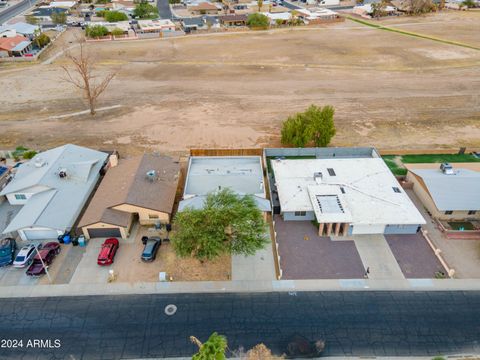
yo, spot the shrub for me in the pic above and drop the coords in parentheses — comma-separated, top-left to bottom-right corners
(110, 28, 125, 36)
(104, 10, 128, 22)
(86, 25, 109, 37)
(133, 1, 159, 19)
(50, 11, 67, 24)
(34, 33, 50, 48)
(22, 150, 38, 160)
(246, 13, 269, 29)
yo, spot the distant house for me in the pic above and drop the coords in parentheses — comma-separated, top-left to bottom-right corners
(0, 144, 108, 241)
(0, 23, 40, 40)
(187, 2, 220, 15)
(179, 156, 271, 217)
(219, 14, 247, 27)
(30, 6, 69, 23)
(295, 8, 342, 24)
(0, 35, 32, 57)
(182, 17, 207, 31)
(78, 154, 180, 240)
(406, 163, 480, 221)
(137, 19, 176, 33)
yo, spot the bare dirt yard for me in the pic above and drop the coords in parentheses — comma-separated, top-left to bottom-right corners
(0, 12, 479, 156)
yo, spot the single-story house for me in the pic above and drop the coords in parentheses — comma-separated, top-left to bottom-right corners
(78, 154, 180, 240)
(0, 35, 32, 57)
(406, 163, 480, 221)
(219, 14, 247, 27)
(353, 3, 397, 17)
(295, 8, 342, 23)
(29, 6, 69, 23)
(0, 23, 40, 40)
(261, 12, 294, 25)
(0, 144, 108, 241)
(182, 17, 207, 31)
(179, 156, 271, 217)
(187, 2, 220, 15)
(137, 19, 176, 33)
(271, 149, 425, 236)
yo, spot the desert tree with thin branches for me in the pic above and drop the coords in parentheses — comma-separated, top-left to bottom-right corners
(60, 40, 116, 116)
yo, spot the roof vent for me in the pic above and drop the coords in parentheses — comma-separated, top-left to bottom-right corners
(314, 172, 323, 183)
(440, 163, 454, 175)
(58, 169, 67, 178)
(34, 158, 46, 168)
(146, 170, 157, 182)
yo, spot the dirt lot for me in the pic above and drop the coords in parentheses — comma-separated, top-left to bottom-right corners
(0, 12, 479, 155)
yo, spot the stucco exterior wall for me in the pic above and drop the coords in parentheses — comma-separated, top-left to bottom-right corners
(112, 204, 170, 225)
(282, 211, 316, 221)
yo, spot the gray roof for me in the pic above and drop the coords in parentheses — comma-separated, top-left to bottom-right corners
(12, 41, 31, 52)
(0, 22, 39, 36)
(2, 144, 108, 234)
(182, 17, 205, 26)
(178, 194, 271, 212)
(410, 168, 480, 211)
(184, 156, 266, 198)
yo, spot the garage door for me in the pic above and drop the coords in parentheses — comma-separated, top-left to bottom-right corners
(87, 228, 121, 238)
(23, 229, 59, 241)
(352, 224, 386, 235)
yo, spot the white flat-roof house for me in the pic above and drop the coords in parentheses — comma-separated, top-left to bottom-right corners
(271, 152, 425, 236)
(1, 144, 108, 241)
(179, 156, 271, 213)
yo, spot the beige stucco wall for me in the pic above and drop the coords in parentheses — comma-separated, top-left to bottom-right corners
(82, 222, 128, 240)
(112, 204, 170, 225)
(407, 172, 480, 221)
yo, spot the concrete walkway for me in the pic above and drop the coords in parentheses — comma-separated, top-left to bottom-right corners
(2, 277, 480, 299)
(353, 234, 405, 280)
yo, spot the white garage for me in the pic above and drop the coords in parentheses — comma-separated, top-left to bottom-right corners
(20, 228, 62, 241)
(352, 224, 386, 235)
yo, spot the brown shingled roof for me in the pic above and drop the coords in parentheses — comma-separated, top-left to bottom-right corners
(78, 154, 180, 228)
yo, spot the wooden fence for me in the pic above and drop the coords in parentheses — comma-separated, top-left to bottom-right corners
(189, 148, 263, 157)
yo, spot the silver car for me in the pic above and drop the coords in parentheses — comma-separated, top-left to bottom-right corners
(13, 243, 40, 268)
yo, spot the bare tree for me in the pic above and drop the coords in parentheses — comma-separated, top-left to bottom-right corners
(61, 40, 115, 116)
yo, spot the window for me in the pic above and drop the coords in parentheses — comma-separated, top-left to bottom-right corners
(392, 187, 401, 193)
(468, 210, 476, 215)
(148, 214, 159, 219)
(327, 168, 336, 176)
(14, 194, 26, 200)
(294, 211, 306, 217)
(445, 211, 453, 215)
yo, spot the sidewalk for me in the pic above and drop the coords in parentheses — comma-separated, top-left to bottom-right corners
(1, 277, 480, 298)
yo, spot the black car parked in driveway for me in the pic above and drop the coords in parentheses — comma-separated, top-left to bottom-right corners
(141, 237, 161, 262)
(0, 238, 16, 267)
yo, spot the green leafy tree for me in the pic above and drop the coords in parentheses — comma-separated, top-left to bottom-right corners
(246, 13, 269, 29)
(34, 33, 50, 48)
(462, 0, 475, 7)
(50, 11, 67, 24)
(104, 10, 128, 22)
(281, 105, 336, 147)
(22, 150, 38, 159)
(25, 14, 38, 25)
(371, 0, 387, 17)
(190, 333, 227, 360)
(133, 1, 159, 19)
(172, 188, 268, 261)
(85, 25, 109, 37)
(257, 0, 263, 11)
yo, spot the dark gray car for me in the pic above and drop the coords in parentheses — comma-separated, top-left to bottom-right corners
(0, 238, 16, 267)
(141, 237, 161, 262)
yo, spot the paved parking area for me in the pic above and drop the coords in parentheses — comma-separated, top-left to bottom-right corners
(274, 215, 365, 279)
(386, 233, 445, 278)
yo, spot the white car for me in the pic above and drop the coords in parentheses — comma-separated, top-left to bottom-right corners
(13, 244, 40, 268)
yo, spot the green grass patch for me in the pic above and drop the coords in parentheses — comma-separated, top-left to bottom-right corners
(400, 153, 480, 164)
(346, 16, 480, 51)
(382, 155, 407, 176)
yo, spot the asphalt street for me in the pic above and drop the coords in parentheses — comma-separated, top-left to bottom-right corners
(0, 0, 37, 25)
(156, 0, 173, 20)
(0, 291, 479, 359)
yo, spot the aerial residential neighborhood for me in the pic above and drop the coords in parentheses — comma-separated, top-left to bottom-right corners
(0, 0, 479, 356)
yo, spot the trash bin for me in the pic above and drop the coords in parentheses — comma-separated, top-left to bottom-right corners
(63, 234, 71, 244)
(78, 235, 86, 247)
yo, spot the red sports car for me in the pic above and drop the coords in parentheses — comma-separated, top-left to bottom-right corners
(97, 238, 119, 266)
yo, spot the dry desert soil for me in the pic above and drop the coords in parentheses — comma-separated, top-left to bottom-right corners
(0, 11, 479, 156)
